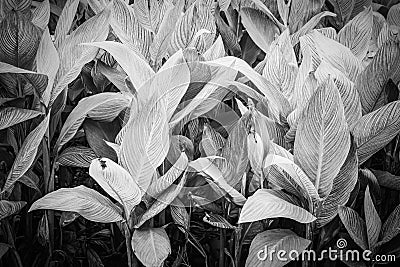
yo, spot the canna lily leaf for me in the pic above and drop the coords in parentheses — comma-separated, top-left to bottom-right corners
(202, 36, 225, 61)
(238, 189, 316, 224)
(214, 4, 241, 57)
(119, 94, 169, 196)
(377, 204, 400, 246)
(364, 186, 381, 249)
(353, 101, 400, 164)
(0, 11, 41, 70)
(2, 115, 50, 194)
(53, 0, 80, 48)
(89, 158, 141, 219)
(55, 92, 131, 153)
(387, 3, 400, 27)
(316, 141, 358, 228)
(57, 146, 97, 168)
(170, 198, 189, 229)
(250, 0, 285, 31)
(338, 205, 368, 250)
(370, 169, 400, 191)
(96, 61, 131, 94)
(51, 6, 111, 105)
(0, 200, 26, 220)
(131, 228, 171, 267)
(147, 152, 188, 197)
(85, 41, 154, 91)
(240, 7, 280, 53)
(350, 0, 371, 19)
(36, 28, 59, 107)
(0, 107, 42, 130)
(31, 0, 50, 29)
(132, 0, 171, 33)
(294, 77, 351, 199)
(354, 40, 400, 114)
(327, 0, 355, 25)
(337, 7, 372, 61)
(29, 185, 123, 223)
(288, 0, 324, 33)
(246, 229, 311, 267)
(203, 213, 236, 229)
(134, 168, 187, 228)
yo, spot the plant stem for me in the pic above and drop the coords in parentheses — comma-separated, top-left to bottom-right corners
(123, 222, 134, 267)
(219, 228, 225, 267)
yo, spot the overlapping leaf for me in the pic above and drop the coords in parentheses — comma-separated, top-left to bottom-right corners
(338, 205, 368, 250)
(31, 0, 50, 29)
(387, 3, 400, 27)
(0, 107, 42, 130)
(132, 0, 171, 33)
(54, 0, 80, 48)
(364, 186, 381, 248)
(57, 146, 97, 168)
(29, 185, 123, 223)
(353, 101, 400, 164)
(89, 158, 141, 218)
(0, 200, 26, 220)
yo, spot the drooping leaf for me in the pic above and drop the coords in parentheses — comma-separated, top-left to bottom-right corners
(338, 205, 368, 250)
(364, 186, 381, 249)
(354, 40, 400, 114)
(294, 77, 351, 199)
(337, 7, 372, 60)
(50, 6, 111, 105)
(55, 92, 131, 153)
(238, 189, 316, 224)
(240, 7, 280, 53)
(370, 169, 400, 191)
(85, 41, 154, 91)
(246, 229, 311, 267)
(57, 146, 97, 168)
(0, 107, 42, 130)
(89, 158, 141, 218)
(0, 200, 26, 220)
(119, 94, 169, 196)
(2, 115, 50, 194)
(203, 213, 236, 229)
(31, 0, 50, 29)
(353, 101, 400, 164)
(317, 141, 358, 228)
(131, 228, 171, 267)
(29, 185, 123, 223)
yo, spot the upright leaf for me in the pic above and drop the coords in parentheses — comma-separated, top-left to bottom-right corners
(54, 0, 80, 48)
(31, 0, 50, 29)
(364, 186, 381, 248)
(294, 78, 350, 199)
(338, 205, 368, 250)
(2, 115, 50, 194)
(387, 3, 400, 27)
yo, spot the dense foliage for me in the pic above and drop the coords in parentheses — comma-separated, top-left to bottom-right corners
(0, 0, 400, 266)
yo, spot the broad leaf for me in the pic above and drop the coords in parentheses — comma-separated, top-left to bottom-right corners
(371, 169, 400, 191)
(203, 36, 225, 61)
(55, 92, 131, 152)
(0, 107, 42, 130)
(353, 101, 400, 164)
(246, 229, 311, 267)
(0, 200, 26, 220)
(354, 40, 400, 114)
(89, 158, 141, 218)
(31, 0, 50, 29)
(327, 0, 355, 24)
(85, 41, 154, 90)
(378, 204, 400, 245)
(387, 3, 400, 27)
(238, 189, 316, 224)
(57, 146, 97, 168)
(54, 0, 80, 48)
(132, 0, 171, 33)
(240, 7, 280, 53)
(131, 228, 171, 267)
(29, 185, 123, 223)
(337, 7, 372, 60)
(294, 78, 351, 199)
(2, 115, 50, 194)
(338, 205, 368, 250)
